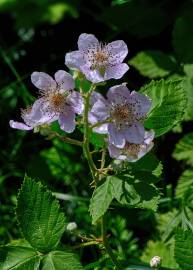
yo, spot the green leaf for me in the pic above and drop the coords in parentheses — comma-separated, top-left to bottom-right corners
(41, 251, 83, 270)
(0, 245, 40, 270)
(183, 64, 193, 120)
(175, 229, 193, 270)
(89, 177, 114, 223)
(44, 3, 78, 24)
(141, 240, 178, 269)
(157, 210, 181, 242)
(90, 132, 105, 150)
(100, 1, 169, 38)
(74, 74, 92, 93)
(129, 51, 177, 78)
(184, 64, 193, 77)
(173, 12, 193, 63)
(129, 153, 163, 181)
(90, 174, 160, 223)
(16, 176, 66, 252)
(40, 139, 84, 184)
(111, 175, 141, 206)
(113, 174, 160, 211)
(176, 169, 193, 200)
(141, 79, 187, 137)
(173, 133, 193, 165)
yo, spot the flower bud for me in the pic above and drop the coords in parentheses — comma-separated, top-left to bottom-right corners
(66, 222, 77, 231)
(150, 256, 162, 269)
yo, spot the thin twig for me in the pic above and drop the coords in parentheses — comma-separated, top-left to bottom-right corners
(48, 131, 83, 147)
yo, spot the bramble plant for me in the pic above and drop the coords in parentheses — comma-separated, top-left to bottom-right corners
(0, 32, 190, 270)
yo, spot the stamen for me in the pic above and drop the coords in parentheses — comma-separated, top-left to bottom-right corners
(85, 42, 112, 70)
(111, 102, 136, 125)
(35, 80, 71, 117)
(124, 142, 141, 158)
(21, 106, 32, 120)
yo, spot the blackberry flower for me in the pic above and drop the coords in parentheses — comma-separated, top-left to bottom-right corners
(65, 33, 129, 83)
(108, 130, 154, 162)
(89, 84, 152, 147)
(10, 70, 83, 133)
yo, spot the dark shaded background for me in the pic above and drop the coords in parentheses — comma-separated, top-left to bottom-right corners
(0, 0, 192, 267)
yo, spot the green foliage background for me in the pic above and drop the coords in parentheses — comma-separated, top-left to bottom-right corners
(1, 0, 193, 269)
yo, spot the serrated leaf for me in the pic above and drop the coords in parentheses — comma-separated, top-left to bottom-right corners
(175, 229, 193, 270)
(173, 12, 193, 63)
(183, 65, 193, 120)
(129, 51, 176, 78)
(89, 177, 114, 224)
(0, 246, 40, 270)
(41, 251, 83, 270)
(176, 169, 193, 200)
(157, 210, 181, 242)
(111, 175, 141, 206)
(90, 174, 160, 223)
(16, 176, 66, 252)
(173, 133, 193, 165)
(114, 174, 160, 211)
(129, 153, 163, 181)
(141, 240, 178, 269)
(141, 79, 187, 137)
(134, 182, 160, 211)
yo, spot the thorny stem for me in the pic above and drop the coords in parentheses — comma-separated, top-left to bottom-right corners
(73, 240, 99, 249)
(100, 147, 106, 170)
(82, 84, 122, 269)
(83, 84, 99, 180)
(101, 215, 122, 270)
(48, 131, 83, 147)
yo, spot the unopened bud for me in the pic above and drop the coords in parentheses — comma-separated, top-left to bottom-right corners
(66, 222, 77, 231)
(150, 256, 162, 269)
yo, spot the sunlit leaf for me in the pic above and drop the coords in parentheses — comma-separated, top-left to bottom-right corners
(0, 245, 40, 270)
(41, 251, 83, 270)
(141, 79, 187, 137)
(175, 229, 193, 270)
(16, 176, 66, 252)
(141, 240, 178, 269)
(173, 133, 193, 165)
(129, 51, 177, 78)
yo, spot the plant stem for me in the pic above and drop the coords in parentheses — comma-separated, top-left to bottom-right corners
(48, 131, 83, 147)
(101, 215, 122, 270)
(83, 85, 98, 180)
(73, 240, 98, 249)
(82, 84, 122, 269)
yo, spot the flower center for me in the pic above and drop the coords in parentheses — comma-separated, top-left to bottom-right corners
(112, 104, 135, 124)
(124, 142, 141, 158)
(86, 43, 110, 72)
(94, 51, 109, 63)
(49, 93, 67, 113)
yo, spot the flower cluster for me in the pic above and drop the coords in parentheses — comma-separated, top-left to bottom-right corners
(10, 33, 154, 162)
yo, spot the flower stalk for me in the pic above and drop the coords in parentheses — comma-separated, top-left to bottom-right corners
(82, 84, 122, 269)
(83, 84, 99, 181)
